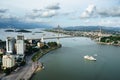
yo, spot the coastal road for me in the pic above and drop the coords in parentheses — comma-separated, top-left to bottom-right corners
(1, 54, 36, 80)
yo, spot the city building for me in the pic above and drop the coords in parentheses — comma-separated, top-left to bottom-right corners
(0, 48, 5, 54)
(0, 48, 4, 65)
(2, 54, 15, 68)
(6, 37, 15, 54)
(37, 42, 41, 48)
(16, 35, 25, 57)
(41, 37, 44, 43)
(28, 39, 37, 46)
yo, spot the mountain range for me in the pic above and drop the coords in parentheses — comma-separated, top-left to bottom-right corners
(0, 18, 51, 29)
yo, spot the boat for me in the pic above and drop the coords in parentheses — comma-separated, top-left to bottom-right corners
(84, 55, 96, 61)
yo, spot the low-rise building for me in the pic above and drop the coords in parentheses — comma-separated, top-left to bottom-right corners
(2, 54, 15, 69)
(0, 48, 5, 54)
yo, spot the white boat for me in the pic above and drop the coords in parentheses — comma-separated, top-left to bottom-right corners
(84, 55, 96, 61)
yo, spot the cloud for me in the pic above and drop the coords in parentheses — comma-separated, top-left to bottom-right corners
(0, 8, 53, 24)
(27, 9, 57, 19)
(61, 12, 71, 16)
(98, 7, 120, 17)
(32, 9, 42, 13)
(98, 19, 120, 26)
(61, 11, 77, 16)
(0, 8, 16, 19)
(80, 4, 97, 18)
(81, 4, 120, 18)
(0, 9, 8, 13)
(42, 10, 57, 17)
(45, 3, 60, 10)
(26, 3, 61, 19)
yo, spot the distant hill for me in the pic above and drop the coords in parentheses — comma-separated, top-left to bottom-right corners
(16, 29, 32, 33)
(0, 18, 52, 29)
(5, 29, 14, 32)
(64, 26, 120, 33)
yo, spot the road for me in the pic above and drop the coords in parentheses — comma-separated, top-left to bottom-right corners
(1, 54, 39, 80)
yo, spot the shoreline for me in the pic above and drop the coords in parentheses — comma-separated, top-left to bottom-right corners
(32, 44, 62, 62)
(96, 42, 120, 46)
(29, 45, 62, 80)
(28, 63, 42, 80)
(1, 45, 62, 80)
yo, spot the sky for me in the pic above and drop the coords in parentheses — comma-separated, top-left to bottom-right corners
(0, 0, 120, 27)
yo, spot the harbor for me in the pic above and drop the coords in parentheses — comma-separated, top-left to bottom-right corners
(31, 37, 120, 80)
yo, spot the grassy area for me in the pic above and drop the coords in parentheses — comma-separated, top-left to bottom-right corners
(31, 51, 43, 62)
(100, 36, 120, 43)
(31, 45, 61, 62)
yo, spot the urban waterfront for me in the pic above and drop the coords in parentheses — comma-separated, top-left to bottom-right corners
(31, 37, 120, 80)
(0, 0, 120, 80)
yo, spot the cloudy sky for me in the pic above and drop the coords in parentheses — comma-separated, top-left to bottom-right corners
(0, 0, 120, 27)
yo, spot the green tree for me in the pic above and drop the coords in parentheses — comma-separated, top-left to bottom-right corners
(3, 68, 11, 75)
(41, 45, 49, 49)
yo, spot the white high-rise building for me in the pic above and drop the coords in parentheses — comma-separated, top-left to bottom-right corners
(16, 35, 25, 56)
(2, 54, 15, 68)
(6, 37, 15, 54)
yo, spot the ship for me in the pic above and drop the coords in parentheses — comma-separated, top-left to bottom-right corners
(84, 55, 96, 61)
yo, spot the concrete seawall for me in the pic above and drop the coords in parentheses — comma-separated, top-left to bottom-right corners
(25, 62, 42, 80)
(28, 46, 61, 80)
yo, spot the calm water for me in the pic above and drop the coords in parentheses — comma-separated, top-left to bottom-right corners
(31, 37, 120, 80)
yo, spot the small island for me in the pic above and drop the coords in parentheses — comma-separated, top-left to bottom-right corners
(16, 29, 32, 33)
(5, 29, 32, 33)
(5, 29, 15, 32)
